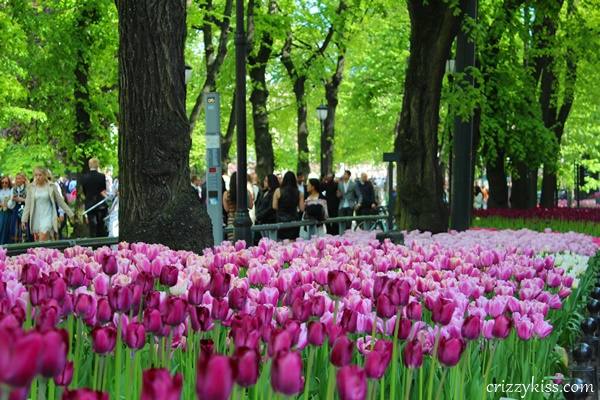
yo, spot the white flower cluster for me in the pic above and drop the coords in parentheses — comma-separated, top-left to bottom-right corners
(551, 252, 591, 289)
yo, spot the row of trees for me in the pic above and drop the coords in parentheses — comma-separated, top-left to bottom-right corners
(1, 0, 599, 247)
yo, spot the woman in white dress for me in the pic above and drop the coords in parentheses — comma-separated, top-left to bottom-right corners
(22, 167, 74, 242)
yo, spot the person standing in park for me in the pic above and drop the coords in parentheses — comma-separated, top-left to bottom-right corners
(300, 178, 328, 239)
(223, 172, 254, 241)
(22, 167, 74, 242)
(0, 176, 14, 244)
(337, 170, 362, 233)
(9, 172, 29, 242)
(273, 171, 305, 241)
(323, 174, 339, 235)
(80, 158, 108, 237)
(357, 173, 378, 229)
(255, 174, 279, 241)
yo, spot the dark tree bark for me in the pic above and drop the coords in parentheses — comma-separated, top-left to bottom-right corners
(73, 3, 100, 173)
(539, 0, 577, 208)
(486, 151, 509, 208)
(117, 0, 212, 251)
(510, 163, 538, 209)
(394, 0, 463, 232)
(248, 0, 276, 180)
(322, 51, 345, 178)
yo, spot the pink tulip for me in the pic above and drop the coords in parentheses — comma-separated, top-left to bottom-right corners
(437, 336, 465, 366)
(211, 298, 229, 321)
(337, 365, 367, 400)
(461, 315, 481, 340)
(54, 361, 74, 386)
(160, 265, 179, 287)
(515, 317, 534, 340)
(431, 297, 455, 326)
(492, 315, 512, 339)
(49, 277, 67, 302)
(331, 335, 354, 367)
(271, 351, 304, 396)
(108, 285, 132, 313)
(91, 326, 117, 354)
(163, 297, 187, 326)
(387, 279, 410, 306)
(233, 347, 260, 387)
(40, 329, 69, 378)
(143, 308, 163, 333)
(102, 254, 118, 276)
(328, 270, 351, 297)
(268, 328, 293, 357)
(141, 368, 182, 400)
(188, 281, 207, 305)
(5, 331, 43, 387)
(209, 271, 231, 299)
(403, 338, 423, 368)
(65, 267, 85, 288)
(376, 294, 396, 319)
(365, 342, 391, 379)
(406, 301, 422, 320)
(196, 354, 234, 400)
(124, 322, 146, 350)
(189, 306, 212, 332)
(96, 298, 113, 325)
(308, 321, 325, 346)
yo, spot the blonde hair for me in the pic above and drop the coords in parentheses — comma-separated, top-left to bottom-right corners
(33, 167, 49, 181)
(89, 158, 100, 170)
(15, 172, 28, 186)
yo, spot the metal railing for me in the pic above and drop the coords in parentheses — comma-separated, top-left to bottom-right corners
(1, 211, 392, 256)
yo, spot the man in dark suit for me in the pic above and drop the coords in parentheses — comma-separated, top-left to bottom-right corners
(81, 158, 108, 237)
(337, 170, 362, 233)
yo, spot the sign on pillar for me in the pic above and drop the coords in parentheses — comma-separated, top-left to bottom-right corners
(204, 93, 223, 244)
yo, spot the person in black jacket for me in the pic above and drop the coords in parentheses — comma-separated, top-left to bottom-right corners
(255, 174, 279, 241)
(357, 173, 377, 229)
(80, 158, 108, 237)
(323, 174, 339, 235)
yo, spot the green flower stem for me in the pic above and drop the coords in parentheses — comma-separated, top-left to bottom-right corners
(38, 378, 46, 400)
(72, 319, 83, 387)
(370, 318, 378, 351)
(433, 368, 447, 400)
(389, 308, 402, 398)
(92, 353, 99, 390)
(125, 350, 132, 400)
(379, 375, 385, 400)
(418, 363, 424, 400)
(481, 342, 497, 400)
(326, 363, 336, 400)
(115, 320, 123, 399)
(426, 331, 440, 400)
(165, 331, 173, 371)
(48, 379, 55, 400)
(304, 346, 316, 400)
(31, 379, 37, 400)
(404, 368, 413, 400)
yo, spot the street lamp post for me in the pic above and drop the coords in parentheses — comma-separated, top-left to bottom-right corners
(317, 104, 328, 178)
(233, 0, 252, 244)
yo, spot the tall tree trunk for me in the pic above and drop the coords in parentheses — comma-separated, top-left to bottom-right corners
(394, 0, 462, 232)
(248, 0, 275, 180)
(511, 163, 537, 209)
(486, 151, 508, 208)
(73, 3, 99, 173)
(294, 76, 309, 177)
(117, 0, 212, 251)
(322, 52, 345, 178)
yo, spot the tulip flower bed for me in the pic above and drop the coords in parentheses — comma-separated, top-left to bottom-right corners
(473, 208, 600, 236)
(0, 229, 598, 400)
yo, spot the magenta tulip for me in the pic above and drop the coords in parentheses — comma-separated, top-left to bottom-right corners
(328, 270, 351, 297)
(403, 339, 423, 368)
(437, 336, 465, 367)
(189, 306, 212, 332)
(492, 315, 512, 339)
(96, 298, 113, 325)
(341, 309, 358, 333)
(188, 281, 206, 305)
(228, 287, 248, 311)
(54, 361, 74, 386)
(268, 328, 293, 357)
(62, 389, 109, 400)
(308, 321, 325, 346)
(233, 347, 260, 387)
(49, 277, 67, 302)
(311, 295, 325, 317)
(143, 308, 163, 333)
(331, 335, 354, 367)
(461, 315, 481, 340)
(337, 365, 367, 400)
(40, 329, 69, 378)
(396, 318, 412, 340)
(210, 298, 229, 321)
(108, 285, 132, 313)
(431, 297, 456, 326)
(163, 297, 187, 326)
(8, 388, 29, 400)
(387, 279, 410, 306)
(271, 351, 304, 396)
(196, 354, 234, 400)
(160, 265, 179, 287)
(365, 350, 388, 379)
(65, 267, 85, 288)
(29, 284, 48, 306)
(373, 275, 389, 299)
(91, 326, 117, 354)
(209, 271, 231, 299)
(135, 272, 154, 295)
(124, 322, 146, 350)
(36, 303, 59, 332)
(5, 332, 43, 387)
(376, 294, 395, 319)
(102, 254, 118, 276)
(74, 293, 95, 320)
(406, 301, 422, 320)
(20, 263, 39, 285)
(141, 368, 182, 400)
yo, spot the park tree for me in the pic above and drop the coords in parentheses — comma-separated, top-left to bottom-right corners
(116, 0, 212, 251)
(394, 0, 465, 232)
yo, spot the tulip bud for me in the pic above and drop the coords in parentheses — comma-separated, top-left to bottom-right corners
(29, 283, 48, 306)
(373, 275, 389, 299)
(141, 368, 182, 400)
(291, 298, 310, 323)
(124, 322, 146, 350)
(437, 336, 465, 367)
(271, 351, 304, 396)
(189, 306, 212, 332)
(188, 281, 206, 305)
(65, 267, 85, 288)
(196, 354, 234, 400)
(211, 298, 229, 322)
(96, 298, 113, 325)
(5, 332, 43, 387)
(102, 254, 118, 276)
(406, 301, 422, 320)
(54, 360, 74, 386)
(49, 278, 67, 303)
(135, 272, 154, 295)
(337, 365, 367, 400)
(75, 294, 96, 320)
(430, 297, 455, 326)
(396, 318, 412, 340)
(330, 335, 354, 367)
(91, 326, 117, 354)
(163, 297, 187, 326)
(341, 309, 358, 333)
(21, 263, 40, 285)
(311, 296, 325, 317)
(365, 350, 388, 380)
(108, 285, 132, 313)
(40, 329, 68, 378)
(307, 321, 325, 346)
(461, 315, 481, 340)
(376, 294, 396, 319)
(160, 265, 179, 287)
(209, 271, 231, 299)
(143, 308, 163, 334)
(387, 279, 410, 306)
(228, 287, 247, 311)
(328, 270, 351, 298)
(233, 347, 260, 387)
(492, 315, 511, 339)
(402, 338, 423, 368)
(36, 303, 59, 332)
(268, 329, 293, 357)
